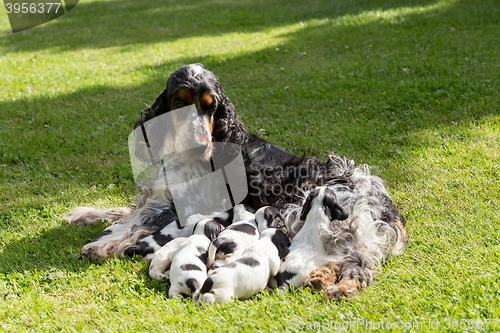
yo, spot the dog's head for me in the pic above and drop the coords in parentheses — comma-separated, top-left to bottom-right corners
(299, 187, 348, 223)
(135, 64, 244, 162)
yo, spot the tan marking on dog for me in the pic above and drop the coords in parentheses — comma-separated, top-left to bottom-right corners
(323, 276, 361, 301)
(395, 218, 409, 243)
(305, 263, 339, 291)
(391, 218, 409, 255)
(200, 92, 214, 109)
(207, 115, 215, 136)
(177, 90, 194, 105)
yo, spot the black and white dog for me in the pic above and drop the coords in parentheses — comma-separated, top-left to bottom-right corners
(166, 234, 211, 299)
(64, 64, 408, 300)
(274, 158, 409, 300)
(193, 228, 290, 304)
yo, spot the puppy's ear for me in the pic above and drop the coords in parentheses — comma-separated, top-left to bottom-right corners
(271, 230, 291, 259)
(204, 220, 224, 241)
(299, 188, 320, 221)
(323, 188, 348, 221)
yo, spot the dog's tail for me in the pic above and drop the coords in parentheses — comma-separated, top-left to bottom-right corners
(207, 239, 220, 269)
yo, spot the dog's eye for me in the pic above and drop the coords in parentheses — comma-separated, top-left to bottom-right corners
(174, 102, 185, 109)
(207, 103, 217, 114)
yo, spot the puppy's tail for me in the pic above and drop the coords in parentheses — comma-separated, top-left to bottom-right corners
(207, 239, 220, 269)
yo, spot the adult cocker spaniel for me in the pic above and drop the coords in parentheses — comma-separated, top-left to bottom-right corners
(64, 63, 408, 300)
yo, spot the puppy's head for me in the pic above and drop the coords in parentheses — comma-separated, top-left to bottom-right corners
(299, 187, 348, 223)
(255, 206, 285, 232)
(135, 64, 228, 161)
(193, 218, 224, 242)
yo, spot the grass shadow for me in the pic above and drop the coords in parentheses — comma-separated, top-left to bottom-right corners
(0, 221, 105, 274)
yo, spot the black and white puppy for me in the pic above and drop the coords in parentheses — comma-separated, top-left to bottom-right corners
(124, 210, 230, 261)
(275, 183, 402, 301)
(207, 205, 283, 272)
(193, 228, 290, 304)
(167, 234, 211, 299)
(274, 187, 349, 290)
(254, 205, 285, 231)
(148, 218, 223, 284)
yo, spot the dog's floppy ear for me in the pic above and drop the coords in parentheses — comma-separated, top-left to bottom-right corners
(271, 229, 291, 259)
(299, 188, 320, 221)
(203, 219, 224, 242)
(323, 188, 348, 221)
(212, 93, 248, 145)
(134, 87, 169, 129)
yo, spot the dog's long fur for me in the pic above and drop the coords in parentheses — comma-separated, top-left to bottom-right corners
(274, 163, 408, 300)
(64, 63, 408, 300)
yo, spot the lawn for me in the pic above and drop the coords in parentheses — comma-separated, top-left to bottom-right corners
(0, 0, 499, 331)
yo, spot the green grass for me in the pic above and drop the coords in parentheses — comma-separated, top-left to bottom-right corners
(1, 0, 499, 331)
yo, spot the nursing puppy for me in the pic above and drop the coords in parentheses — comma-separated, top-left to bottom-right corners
(275, 183, 400, 301)
(167, 234, 211, 298)
(193, 228, 290, 304)
(123, 210, 231, 261)
(148, 218, 223, 284)
(207, 205, 284, 272)
(273, 187, 349, 290)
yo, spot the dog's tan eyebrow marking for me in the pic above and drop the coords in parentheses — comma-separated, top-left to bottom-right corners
(177, 90, 194, 104)
(200, 92, 215, 109)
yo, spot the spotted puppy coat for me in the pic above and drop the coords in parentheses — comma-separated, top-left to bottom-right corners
(194, 228, 290, 304)
(148, 219, 223, 292)
(207, 205, 283, 272)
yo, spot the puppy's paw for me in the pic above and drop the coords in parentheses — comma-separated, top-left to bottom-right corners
(149, 268, 170, 283)
(201, 292, 216, 303)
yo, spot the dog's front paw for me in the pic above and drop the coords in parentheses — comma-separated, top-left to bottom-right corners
(322, 277, 360, 301)
(82, 240, 120, 263)
(305, 263, 339, 292)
